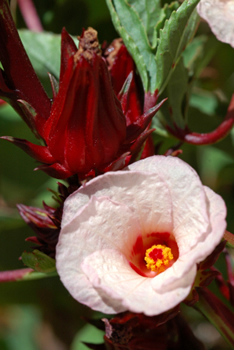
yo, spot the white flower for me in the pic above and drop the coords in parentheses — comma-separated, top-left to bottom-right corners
(197, 0, 234, 47)
(56, 156, 226, 316)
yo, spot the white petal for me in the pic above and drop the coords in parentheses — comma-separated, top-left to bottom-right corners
(82, 249, 193, 316)
(197, 0, 234, 47)
(56, 196, 142, 312)
(192, 186, 227, 262)
(128, 156, 210, 254)
(57, 156, 227, 316)
(62, 170, 173, 235)
(152, 186, 226, 292)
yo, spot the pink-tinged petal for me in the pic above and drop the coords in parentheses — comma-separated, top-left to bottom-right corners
(82, 249, 192, 316)
(58, 193, 192, 315)
(1, 136, 55, 163)
(56, 197, 143, 313)
(191, 186, 227, 262)
(61, 171, 173, 235)
(59, 197, 142, 258)
(197, 1, 234, 48)
(127, 156, 210, 254)
(151, 259, 197, 294)
(151, 185, 226, 293)
(57, 156, 227, 315)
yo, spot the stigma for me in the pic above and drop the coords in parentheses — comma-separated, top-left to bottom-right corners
(144, 244, 174, 274)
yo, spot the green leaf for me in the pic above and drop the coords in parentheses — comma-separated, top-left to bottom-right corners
(183, 35, 220, 79)
(128, 0, 161, 47)
(183, 35, 208, 74)
(106, 0, 155, 91)
(155, 0, 199, 94)
(197, 146, 234, 189)
(0, 212, 24, 232)
(3, 306, 41, 350)
(190, 90, 219, 116)
(0, 103, 22, 121)
(18, 30, 78, 94)
(21, 249, 56, 273)
(71, 324, 104, 350)
(151, 110, 170, 138)
(160, 57, 188, 129)
(18, 30, 61, 87)
(154, 2, 180, 41)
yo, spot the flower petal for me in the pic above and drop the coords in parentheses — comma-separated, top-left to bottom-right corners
(128, 156, 210, 254)
(151, 186, 226, 293)
(197, 0, 234, 48)
(82, 248, 193, 316)
(62, 171, 173, 235)
(56, 196, 143, 312)
(57, 155, 227, 316)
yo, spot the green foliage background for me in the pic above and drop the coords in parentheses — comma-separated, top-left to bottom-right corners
(0, 0, 234, 349)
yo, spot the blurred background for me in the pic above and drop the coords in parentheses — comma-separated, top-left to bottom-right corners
(0, 0, 234, 349)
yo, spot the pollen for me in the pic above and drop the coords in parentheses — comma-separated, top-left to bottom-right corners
(144, 244, 174, 273)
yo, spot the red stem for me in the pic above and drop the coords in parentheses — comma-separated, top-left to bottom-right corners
(168, 94, 234, 145)
(17, 0, 43, 32)
(0, 268, 33, 283)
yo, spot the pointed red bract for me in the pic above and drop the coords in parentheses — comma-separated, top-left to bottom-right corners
(105, 40, 158, 160)
(0, 0, 51, 121)
(1, 26, 163, 180)
(60, 28, 77, 81)
(17, 203, 61, 258)
(1, 136, 55, 164)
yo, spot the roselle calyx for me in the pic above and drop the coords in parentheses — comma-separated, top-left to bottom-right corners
(1, 23, 163, 179)
(39, 27, 127, 178)
(105, 39, 157, 159)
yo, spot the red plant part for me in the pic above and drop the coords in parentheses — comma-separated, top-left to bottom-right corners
(167, 94, 234, 145)
(0, 4, 163, 180)
(105, 39, 158, 159)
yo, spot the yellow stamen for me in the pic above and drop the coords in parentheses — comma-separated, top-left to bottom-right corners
(144, 244, 173, 273)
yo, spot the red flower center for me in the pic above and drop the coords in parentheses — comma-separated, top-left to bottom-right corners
(129, 232, 179, 278)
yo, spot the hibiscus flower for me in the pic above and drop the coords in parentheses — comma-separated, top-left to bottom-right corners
(56, 156, 226, 316)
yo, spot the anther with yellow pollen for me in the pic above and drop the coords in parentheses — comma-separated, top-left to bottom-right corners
(144, 244, 174, 274)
